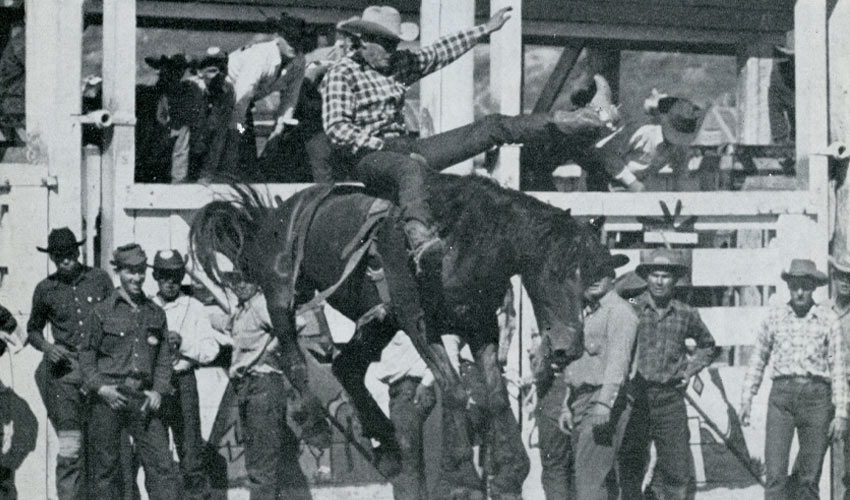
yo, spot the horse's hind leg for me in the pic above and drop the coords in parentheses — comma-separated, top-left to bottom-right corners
(331, 320, 400, 475)
(472, 328, 530, 500)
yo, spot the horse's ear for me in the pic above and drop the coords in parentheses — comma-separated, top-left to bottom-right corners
(589, 216, 606, 233)
(564, 209, 571, 217)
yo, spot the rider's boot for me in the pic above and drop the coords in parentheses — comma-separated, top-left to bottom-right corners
(404, 219, 444, 276)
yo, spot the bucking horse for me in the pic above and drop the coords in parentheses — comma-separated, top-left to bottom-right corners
(189, 172, 611, 499)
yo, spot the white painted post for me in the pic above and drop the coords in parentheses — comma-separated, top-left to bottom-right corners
(794, 0, 828, 189)
(419, 0, 475, 175)
(100, 0, 137, 275)
(489, 0, 522, 189)
(735, 41, 772, 145)
(25, 0, 84, 234)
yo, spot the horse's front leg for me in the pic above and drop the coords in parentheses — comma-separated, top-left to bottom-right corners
(473, 330, 531, 500)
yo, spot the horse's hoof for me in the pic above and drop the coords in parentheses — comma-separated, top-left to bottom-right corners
(373, 442, 402, 478)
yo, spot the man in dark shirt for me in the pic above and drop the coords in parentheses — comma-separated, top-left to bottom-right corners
(618, 249, 717, 500)
(79, 244, 178, 500)
(27, 227, 113, 500)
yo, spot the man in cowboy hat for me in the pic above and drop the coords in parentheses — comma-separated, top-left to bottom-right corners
(539, 253, 637, 500)
(618, 248, 717, 500)
(79, 244, 179, 500)
(194, 47, 242, 182)
(318, 5, 609, 273)
(27, 227, 113, 500)
(738, 259, 848, 500)
(603, 95, 704, 192)
(144, 53, 206, 183)
(150, 249, 222, 499)
(227, 11, 311, 166)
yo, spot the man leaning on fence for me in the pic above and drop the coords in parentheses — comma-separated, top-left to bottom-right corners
(738, 259, 848, 500)
(27, 228, 114, 500)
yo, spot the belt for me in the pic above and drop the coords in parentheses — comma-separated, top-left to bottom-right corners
(773, 374, 830, 385)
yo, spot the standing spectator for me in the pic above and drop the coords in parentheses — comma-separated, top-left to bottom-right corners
(769, 39, 795, 144)
(0, 302, 17, 499)
(27, 227, 113, 500)
(738, 259, 847, 500)
(221, 268, 312, 500)
(318, 5, 606, 272)
(559, 253, 638, 500)
(227, 12, 311, 168)
(0, 24, 24, 144)
(371, 331, 437, 500)
(195, 48, 240, 182)
(150, 250, 220, 499)
(79, 244, 178, 500)
(618, 249, 717, 500)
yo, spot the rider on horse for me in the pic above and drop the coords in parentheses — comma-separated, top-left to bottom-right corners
(318, 6, 610, 273)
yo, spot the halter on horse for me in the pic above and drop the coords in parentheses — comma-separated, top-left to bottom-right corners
(189, 173, 611, 495)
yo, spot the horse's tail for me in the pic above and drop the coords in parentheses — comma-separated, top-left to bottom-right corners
(189, 185, 266, 287)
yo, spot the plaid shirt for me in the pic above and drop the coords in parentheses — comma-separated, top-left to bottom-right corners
(321, 25, 488, 154)
(632, 291, 717, 384)
(743, 302, 847, 418)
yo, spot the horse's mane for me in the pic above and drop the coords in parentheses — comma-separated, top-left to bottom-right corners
(429, 173, 604, 283)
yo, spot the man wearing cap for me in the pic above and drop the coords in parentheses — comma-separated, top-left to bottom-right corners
(553, 254, 638, 500)
(738, 259, 847, 500)
(618, 248, 717, 500)
(79, 244, 178, 500)
(151, 250, 220, 499)
(829, 253, 850, 500)
(319, 6, 607, 272)
(227, 11, 310, 165)
(27, 227, 113, 500)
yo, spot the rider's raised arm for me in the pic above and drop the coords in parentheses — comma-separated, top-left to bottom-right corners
(321, 62, 385, 154)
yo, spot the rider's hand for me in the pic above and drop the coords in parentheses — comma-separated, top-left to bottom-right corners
(485, 7, 512, 34)
(46, 344, 71, 364)
(586, 403, 612, 428)
(558, 406, 574, 434)
(98, 385, 128, 410)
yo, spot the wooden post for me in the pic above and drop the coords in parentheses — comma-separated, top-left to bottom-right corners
(100, 0, 137, 275)
(489, 0, 522, 189)
(794, 0, 828, 189)
(419, 0, 475, 175)
(25, 0, 84, 234)
(735, 40, 772, 145)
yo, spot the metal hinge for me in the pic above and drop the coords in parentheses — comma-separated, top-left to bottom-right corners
(41, 175, 58, 190)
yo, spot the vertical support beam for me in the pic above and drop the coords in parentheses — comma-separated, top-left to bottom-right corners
(419, 0, 475, 175)
(25, 0, 84, 234)
(736, 41, 773, 145)
(794, 0, 828, 188)
(489, 0, 522, 189)
(100, 0, 137, 274)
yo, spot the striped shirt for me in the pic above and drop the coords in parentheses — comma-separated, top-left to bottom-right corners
(743, 303, 848, 418)
(320, 25, 488, 154)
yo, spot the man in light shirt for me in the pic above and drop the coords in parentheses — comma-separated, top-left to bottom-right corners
(739, 259, 848, 500)
(150, 250, 223, 499)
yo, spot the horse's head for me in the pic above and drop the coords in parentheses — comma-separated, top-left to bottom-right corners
(522, 210, 611, 363)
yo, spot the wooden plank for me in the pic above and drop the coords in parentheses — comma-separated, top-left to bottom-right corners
(736, 41, 773, 145)
(794, 0, 828, 187)
(489, 0, 522, 189)
(521, 0, 794, 33)
(532, 44, 582, 114)
(615, 248, 782, 287)
(100, 0, 137, 278)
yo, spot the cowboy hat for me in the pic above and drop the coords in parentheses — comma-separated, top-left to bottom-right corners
(614, 271, 648, 300)
(830, 253, 850, 274)
(658, 97, 704, 146)
(37, 227, 85, 254)
(773, 30, 794, 60)
(196, 46, 228, 72)
(338, 6, 419, 42)
(635, 248, 690, 278)
(110, 243, 148, 268)
(781, 259, 828, 286)
(152, 249, 186, 272)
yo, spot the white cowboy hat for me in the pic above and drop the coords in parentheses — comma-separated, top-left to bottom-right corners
(338, 6, 419, 42)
